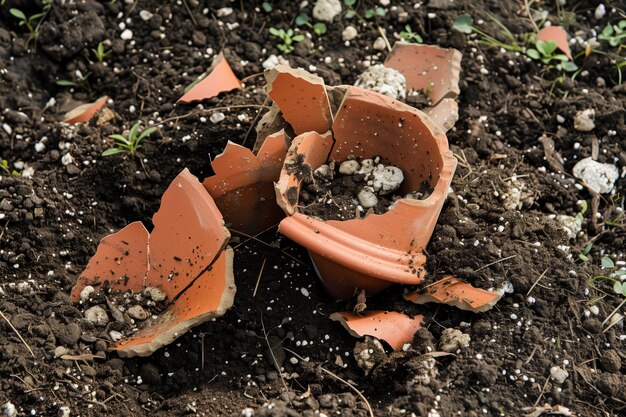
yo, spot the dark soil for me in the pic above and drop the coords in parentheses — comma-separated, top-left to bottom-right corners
(1, 1, 625, 417)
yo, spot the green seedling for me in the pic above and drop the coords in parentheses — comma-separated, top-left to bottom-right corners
(261, 2, 272, 12)
(452, 14, 523, 53)
(399, 25, 423, 43)
(599, 20, 626, 47)
(102, 123, 157, 157)
(268, 27, 305, 53)
(586, 255, 626, 298)
(578, 242, 593, 262)
(91, 42, 111, 63)
(364, 6, 385, 19)
(56, 73, 92, 94)
(0, 160, 21, 176)
(343, 0, 356, 19)
(575, 200, 588, 223)
(295, 13, 327, 36)
(9, 8, 44, 37)
(526, 40, 578, 72)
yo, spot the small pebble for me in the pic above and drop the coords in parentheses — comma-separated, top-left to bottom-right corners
(84, 306, 110, 326)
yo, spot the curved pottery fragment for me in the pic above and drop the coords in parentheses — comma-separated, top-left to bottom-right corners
(384, 42, 462, 104)
(275, 85, 457, 299)
(404, 275, 501, 313)
(178, 52, 241, 103)
(70, 169, 235, 357)
(330, 311, 424, 350)
(537, 26, 572, 60)
(204, 130, 288, 235)
(63, 96, 109, 124)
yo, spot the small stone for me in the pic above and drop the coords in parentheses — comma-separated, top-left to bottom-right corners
(339, 160, 360, 175)
(314, 164, 332, 180)
(139, 10, 153, 21)
(210, 112, 225, 124)
(109, 330, 123, 342)
(594, 4, 606, 20)
(84, 306, 110, 326)
(573, 109, 595, 131)
(59, 406, 71, 417)
(599, 350, 622, 373)
(61, 153, 74, 166)
(127, 305, 148, 321)
(79, 285, 95, 302)
(572, 157, 619, 194)
(555, 215, 582, 240)
(373, 37, 387, 51)
(550, 366, 569, 384)
(371, 165, 404, 194)
(357, 188, 378, 208)
(241, 408, 254, 417)
(144, 287, 166, 302)
(439, 328, 470, 352)
(313, 0, 342, 23)
(2, 402, 17, 417)
(342, 26, 358, 41)
(54, 346, 69, 358)
(216, 7, 233, 17)
(120, 29, 133, 40)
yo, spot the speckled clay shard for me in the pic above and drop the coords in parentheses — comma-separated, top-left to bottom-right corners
(265, 64, 333, 135)
(275, 130, 334, 215)
(69, 221, 149, 302)
(112, 247, 236, 357)
(330, 311, 424, 350)
(178, 52, 241, 103)
(63, 96, 109, 124)
(203, 130, 288, 235)
(404, 275, 502, 313)
(425, 98, 459, 132)
(146, 168, 231, 298)
(537, 26, 572, 60)
(384, 42, 462, 104)
(276, 86, 457, 299)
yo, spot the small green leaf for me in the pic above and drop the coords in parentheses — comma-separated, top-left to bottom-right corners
(128, 123, 141, 141)
(262, 2, 272, 12)
(102, 148, 125, 157)
(345, 10, 356, 19)
(375, 7, 385, 16)
(344, 0, 356, 5)
(601, 256, 615, 269)
(579, 200, 588, 215)
(292, 34, 305, 42)
(526, 48, 540, 59)
(313, 22, 327, 35)
(601, 25, 614, 38)
(616, 270, 626, 276)
(137, 126, 157, 141)
(10, 8, 27, 21)
(452, 15, 473, 34)
(56, 80, 77, 87)
(579, 253, 588, 262)
(583, 243, 593, 255)
(295, 13, 309, 26)
(613, 281, 623, 295)
(268, 27, 281, 37)
(364, 9, 374, 19)
(560, 61, 578, 72)
(109, 134, 131, 145)
(286, 29, 294, 37)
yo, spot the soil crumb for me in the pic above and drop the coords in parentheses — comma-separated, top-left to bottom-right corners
(293, 156, 431, 221)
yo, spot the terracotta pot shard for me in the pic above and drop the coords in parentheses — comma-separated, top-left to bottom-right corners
(384, 42, 462, 104)
(424, 98, 459, 132)
(71, 168, 234, 356)
(178, 52, 241, 103)
(62, 96, 109, 124)
(265, 64, 333, 135)
(204, 130, 288, 235)
(276, 86, 456, 299)
(537, 26, 572, 61)
(330, 311, 424, 350)
(404, 275, 502, 313)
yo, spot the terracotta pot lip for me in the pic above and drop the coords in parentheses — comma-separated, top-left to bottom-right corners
(279, 214, 425, 285)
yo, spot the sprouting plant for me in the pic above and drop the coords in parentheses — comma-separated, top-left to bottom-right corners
(268, 27, 305, 53)
(578, 242, 593, 262)
(343, 0, 356, 19)
(295, 13, 327, 36)
(586, 256, 626, 298)
(452, 14, 523, 53)
(526, 39, 578, 72)
(575, 199, 588, 224)
(0, 160, 21, 176)
(9, 8, 44, 37)
(56, 72, 92, 94)
(598, 20, 626, 47)
(399, 25, 423, 44)
(102, 123, 157, 157)
(91, 42, 111, 63)
(261, 2, 272, 12)
(364, 6, 385, 19)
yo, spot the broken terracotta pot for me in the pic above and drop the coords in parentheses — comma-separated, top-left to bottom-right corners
(178, 52, 241, 103)
(274, 81, 457, 299)
(537, 26, 572, 60)
(71, 169, 236, 357)
(62, 95, 109, 124)
(384, 42, 462, 105)
(330, 311, 424, 350)
(404, 275, 501, 313)
(203, 130, 288, 235)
